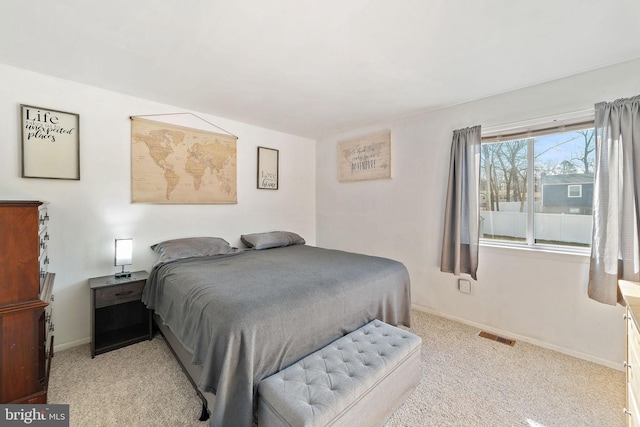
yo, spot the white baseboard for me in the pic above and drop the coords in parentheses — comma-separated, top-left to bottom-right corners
(411, 303, 623, 371)
(54, 337, 90, 353)
(55, 308, 622, 372)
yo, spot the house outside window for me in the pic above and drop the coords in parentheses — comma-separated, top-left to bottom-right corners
(480, 120, 595, 249)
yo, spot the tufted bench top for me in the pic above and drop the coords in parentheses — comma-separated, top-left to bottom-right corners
(258, 319, 421, 427)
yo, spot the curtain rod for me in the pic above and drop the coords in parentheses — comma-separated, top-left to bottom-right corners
(481, 108, 594, 136)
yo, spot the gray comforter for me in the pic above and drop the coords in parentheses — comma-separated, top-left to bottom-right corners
(142, 245, 411, 427)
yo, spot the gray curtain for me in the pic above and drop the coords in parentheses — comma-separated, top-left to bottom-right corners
(588, 95, 640, 305)
(441, 125, 481, 280)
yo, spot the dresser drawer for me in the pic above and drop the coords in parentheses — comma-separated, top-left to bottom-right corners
(38, 229, 49, 257)
(38, 205, 49, 234)
(39, 249, 49, 287)
(629, 383, 640, 427)
(44, 303, 54, 354)
(94, 281, 145, 308)
(629, 334, 640, 395)
(38, 216, 50, 293)
(631, 313, 640, 349)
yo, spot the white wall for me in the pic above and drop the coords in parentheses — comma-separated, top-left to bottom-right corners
(0, 64, 316, 350)
(317, 58, 640, 368)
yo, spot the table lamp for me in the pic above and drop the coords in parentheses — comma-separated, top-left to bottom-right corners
(114, 238, 133, 279)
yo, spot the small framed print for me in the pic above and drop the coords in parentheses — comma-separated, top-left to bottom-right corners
(257, 146, 278, 189)
(21, 104, 80, 180)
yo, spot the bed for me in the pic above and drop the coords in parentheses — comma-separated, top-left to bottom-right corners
(141, 233, 412, 427)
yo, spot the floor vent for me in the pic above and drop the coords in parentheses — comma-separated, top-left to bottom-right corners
(479, 331, 516, 346)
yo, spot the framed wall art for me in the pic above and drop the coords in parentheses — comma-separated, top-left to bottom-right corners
(257, 146, 278, 189)
(21, 104, 80, 180)
(338, 130, 391, 183)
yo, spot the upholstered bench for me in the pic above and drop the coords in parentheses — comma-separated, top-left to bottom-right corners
(257, 319, 422, 427)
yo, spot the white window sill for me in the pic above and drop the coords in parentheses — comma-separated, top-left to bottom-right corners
(479, 240, 590, 264)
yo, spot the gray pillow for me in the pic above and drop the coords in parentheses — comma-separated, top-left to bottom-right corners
(240, 231, 305, 250)
(151, 237, 241, 264)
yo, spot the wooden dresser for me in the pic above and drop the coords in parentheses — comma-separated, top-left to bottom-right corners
(0, 201, 55, 404)
(620, 280, 640, 426)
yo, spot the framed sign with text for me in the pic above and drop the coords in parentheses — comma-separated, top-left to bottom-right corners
(338, 130, 391, 182)
(21, 104, 80, 180)
(257, 146, 278, 189)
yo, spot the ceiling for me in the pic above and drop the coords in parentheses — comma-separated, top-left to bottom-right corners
(1, 0, 639, 139)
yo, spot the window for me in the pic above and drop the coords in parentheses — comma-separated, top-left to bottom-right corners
(567, 185, 582, 198)
(480, 121, 594, 249)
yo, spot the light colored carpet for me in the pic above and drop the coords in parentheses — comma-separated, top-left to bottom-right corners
(49, 310, 625, 426)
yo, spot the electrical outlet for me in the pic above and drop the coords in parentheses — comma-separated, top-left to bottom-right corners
(458, 279, 471, 294)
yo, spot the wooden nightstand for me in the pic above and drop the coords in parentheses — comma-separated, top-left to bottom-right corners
(89, 270, 151, 358)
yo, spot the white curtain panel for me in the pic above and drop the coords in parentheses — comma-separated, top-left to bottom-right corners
(589, 95, 640, 305)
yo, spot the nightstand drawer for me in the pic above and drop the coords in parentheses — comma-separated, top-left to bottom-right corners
(94, 281, 144, 308)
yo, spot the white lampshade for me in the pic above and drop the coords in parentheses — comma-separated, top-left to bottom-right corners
(115, 238, 133, 266)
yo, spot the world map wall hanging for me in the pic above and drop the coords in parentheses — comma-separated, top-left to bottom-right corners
(130, 116, 237, 204)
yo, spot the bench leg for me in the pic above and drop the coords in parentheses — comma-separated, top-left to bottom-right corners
(199, 402, 210, 421)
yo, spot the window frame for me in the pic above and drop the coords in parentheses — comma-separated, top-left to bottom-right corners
(567, 184, 582, 198)
(479, 112, 595, 255)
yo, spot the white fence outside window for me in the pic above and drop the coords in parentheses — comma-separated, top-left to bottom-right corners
(480, 211, 592, 245)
